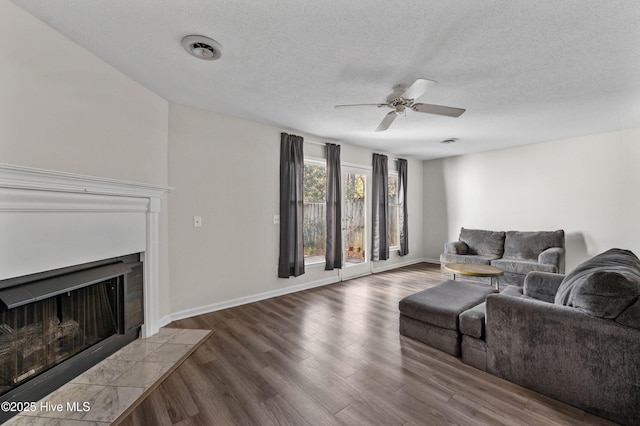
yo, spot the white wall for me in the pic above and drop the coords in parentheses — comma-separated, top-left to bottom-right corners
(0, 2, 172, 318)
(423, 128, 640, 270)
(0, 2, 169, 186)
(2, 1, 425, 324)
(168, 103, 424, 317)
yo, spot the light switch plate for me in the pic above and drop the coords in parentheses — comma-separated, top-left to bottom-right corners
(193, 216, 202, 228)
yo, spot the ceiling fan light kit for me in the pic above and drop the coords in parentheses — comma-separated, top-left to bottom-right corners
(181, 35, 223, 60)
(335, 78, 466, 132)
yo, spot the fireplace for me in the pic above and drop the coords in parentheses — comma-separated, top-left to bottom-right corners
(0, 163, 169, 422)
(0, 255, 144, 421)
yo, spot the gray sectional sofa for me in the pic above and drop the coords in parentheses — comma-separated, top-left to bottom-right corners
(485, 248, 640, 425)
(440, 227, 565, 286)
(406, 248, 640, 425)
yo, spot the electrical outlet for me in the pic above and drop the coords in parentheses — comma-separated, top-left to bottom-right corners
(193, 216, 202, 228)
(273, 214, 280, 224)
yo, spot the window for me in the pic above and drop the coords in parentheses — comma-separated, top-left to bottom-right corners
(303, 160, 326, 263)
(388, 173, 400, 249)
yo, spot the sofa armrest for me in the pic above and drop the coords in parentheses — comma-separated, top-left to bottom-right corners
(523, 271, 565, 303)
(444, 241, 468, 255)
(538, 247, 565, 273)
(485, 294, 640, 425)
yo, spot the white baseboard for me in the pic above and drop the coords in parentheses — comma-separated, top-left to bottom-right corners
(168, 275, 341, 323)
(164, 259, 441, 325)
(157, 314, 173, 329)
(371, 257, 433, 273)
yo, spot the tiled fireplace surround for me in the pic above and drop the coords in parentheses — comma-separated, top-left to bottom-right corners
(0, 163, 174, 420)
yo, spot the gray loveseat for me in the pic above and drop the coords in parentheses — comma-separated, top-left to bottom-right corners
(482, 248, 640, 425)
(440, 227, 565, 286)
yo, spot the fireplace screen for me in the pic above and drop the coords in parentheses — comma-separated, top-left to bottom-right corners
(0, 279, 118, 396)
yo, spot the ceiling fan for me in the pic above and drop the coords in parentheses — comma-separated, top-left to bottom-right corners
(335, 79, 465, 132)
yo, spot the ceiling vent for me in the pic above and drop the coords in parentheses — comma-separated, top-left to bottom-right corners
(181, 35, 222, 60)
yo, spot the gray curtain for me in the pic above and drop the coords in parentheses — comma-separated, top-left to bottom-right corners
(325, 143, 342, 270)
(371, 153, 389, 261)
(278, 132, 305, 278)
(398, 158, 409, 256)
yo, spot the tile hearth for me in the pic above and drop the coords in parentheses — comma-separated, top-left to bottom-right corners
(5, 327, 211, 425)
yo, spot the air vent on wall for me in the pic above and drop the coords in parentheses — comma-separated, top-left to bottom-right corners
(181, 35, 223, 60)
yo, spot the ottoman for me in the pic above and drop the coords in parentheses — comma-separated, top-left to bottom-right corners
(399, 280, 497, 356)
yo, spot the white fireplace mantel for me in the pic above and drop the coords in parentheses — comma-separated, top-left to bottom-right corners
(0, 163, 171, 337)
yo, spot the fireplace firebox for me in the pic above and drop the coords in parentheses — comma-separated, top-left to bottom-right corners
(0, 254, 143, 422)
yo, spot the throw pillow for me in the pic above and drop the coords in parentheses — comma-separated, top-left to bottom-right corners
(554, 248, 640, 318)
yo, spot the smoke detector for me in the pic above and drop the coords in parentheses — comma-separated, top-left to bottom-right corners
(181, 35, 222, 60)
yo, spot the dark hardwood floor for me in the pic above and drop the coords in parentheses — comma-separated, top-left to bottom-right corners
(117, 263, 615, 425)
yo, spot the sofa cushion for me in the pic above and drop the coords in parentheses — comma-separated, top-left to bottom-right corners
(503, 230, 564, 260)
(444, 241, 468, 255)
(523, 271, 565, 303)
(459, 228, 505, 258)
(440, 253, 498, 266)
(459, 302, 487, 339)
(500, 285, 526, 298)
(615, 298, 640, 330)
(491, 258, 558, 275)
(554, 248, 640, 318)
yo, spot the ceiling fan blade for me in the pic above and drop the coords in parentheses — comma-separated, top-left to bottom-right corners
(412, 103, 465, 118)
(401, 78, 437, 101)
(335, 103, 387, 108)
(375, 111, 397, 132)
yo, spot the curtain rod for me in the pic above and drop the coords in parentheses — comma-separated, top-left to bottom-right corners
(304, 139, 333, 147)
(303, 139, 406, 161)
(380, 154, 406, 162)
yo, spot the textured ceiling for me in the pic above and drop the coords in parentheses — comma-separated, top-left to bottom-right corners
(11, 0, 640, 160)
